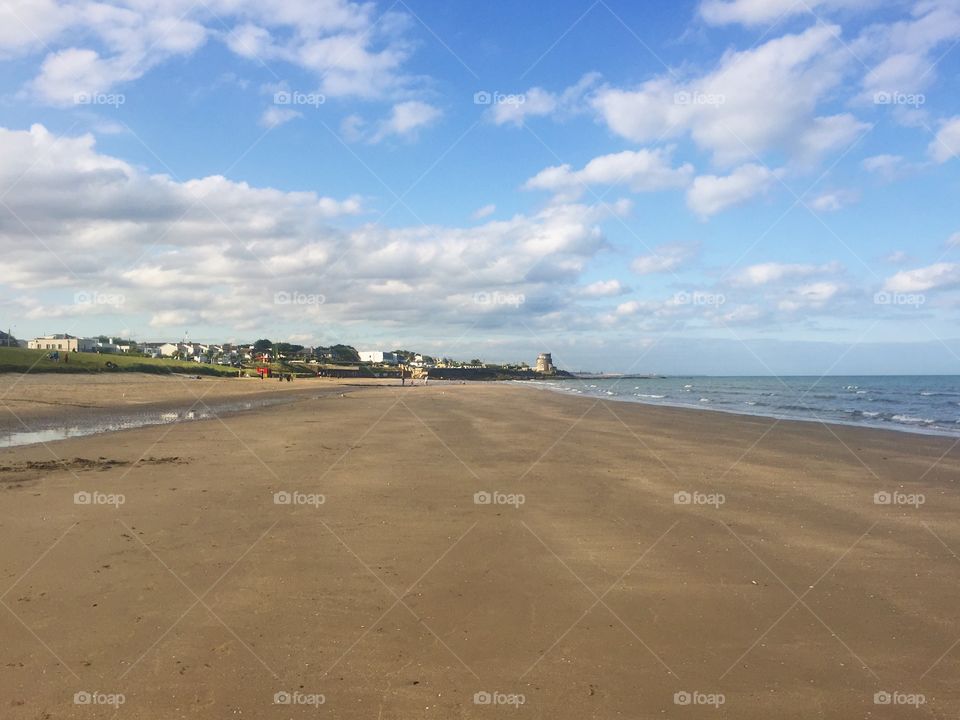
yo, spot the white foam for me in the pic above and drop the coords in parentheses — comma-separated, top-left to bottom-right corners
(892, 414, 932, 424)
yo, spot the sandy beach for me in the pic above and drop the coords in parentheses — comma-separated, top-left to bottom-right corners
(2, 374, 959, 718)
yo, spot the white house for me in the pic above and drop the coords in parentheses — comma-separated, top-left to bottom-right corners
(359, 350, 398, 365)
(89, 337, 125, 353)
(28, 334, 94, 352)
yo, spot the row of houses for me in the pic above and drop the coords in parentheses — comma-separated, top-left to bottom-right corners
(26, 334, 251, 364)
(357, 351, 508, 370)
(358, 351, 433, 367)
(141, 342, 240, 362)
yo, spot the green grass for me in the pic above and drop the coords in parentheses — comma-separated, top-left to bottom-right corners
(0, 347, 240, 376)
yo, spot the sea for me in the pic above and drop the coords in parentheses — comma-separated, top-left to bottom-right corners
(521, 375, 960, 437)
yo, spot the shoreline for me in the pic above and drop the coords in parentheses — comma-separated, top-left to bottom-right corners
(4, 372, 959, 448)
(517, 377, 960, 439)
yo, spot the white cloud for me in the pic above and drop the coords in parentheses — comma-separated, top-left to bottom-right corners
(149, 310, 194, 328)
(8, 0, 417, 104)
(340, 113, 366, 142)
(778, 281, 843, 311)
(489, 73, 600, 127)
(581, 279, 628, 297)
(631, 242, 699, 275)
(0, 0, 72, 57)
(795, 114, 871, 166)
(810, 189, 858, 212)
(614, 299, 658, 316)
(369, 101, 442, 143)
(28, 10, 207, 104)
(928, 116, 960, 163)
(224, 22, 274, 59)
(884, 263, 960, 292)
(862, 153, 906, 180)
(591, 25, 851, 166)
(718, 303, 763, 324)
(698, 0, 870, 26)
(885, 250, 910, 264)
(524, 148, 693, 201)
(0, 124, 628, 334)
(490, 87, 558, 126)
(472, 204, 496, 220)
(733, 262, 841, 286)
(857, 0, 960, 100)
(259, 106, 301, 128)
(686, 164, 780, 218)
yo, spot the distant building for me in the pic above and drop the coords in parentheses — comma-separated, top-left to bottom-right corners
(89, 337, 122, 353)
(28, 334, 91, 352)
(535, 352, 554, 374)
(410, 353, 435, 368)
(359, 350, 398, 365)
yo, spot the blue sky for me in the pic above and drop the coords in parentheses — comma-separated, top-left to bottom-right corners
(1, 0, 960, 373)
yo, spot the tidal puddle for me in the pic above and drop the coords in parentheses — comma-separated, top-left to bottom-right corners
(0, 397, 297, 448)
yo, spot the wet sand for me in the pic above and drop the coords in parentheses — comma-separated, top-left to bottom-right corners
(0, 373, 390, 426)
(1, 376, 959, 718)
(0, 374, 400, 447)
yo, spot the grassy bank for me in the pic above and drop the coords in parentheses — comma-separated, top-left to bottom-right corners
(0, 347, 239, 376)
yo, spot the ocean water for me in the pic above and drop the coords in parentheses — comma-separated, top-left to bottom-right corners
(523, 376, 960, 437)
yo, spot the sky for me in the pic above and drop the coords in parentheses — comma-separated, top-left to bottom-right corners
(1, 0, 960, 374)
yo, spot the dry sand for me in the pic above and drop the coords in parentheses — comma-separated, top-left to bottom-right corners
(1, 374, 959, 718)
